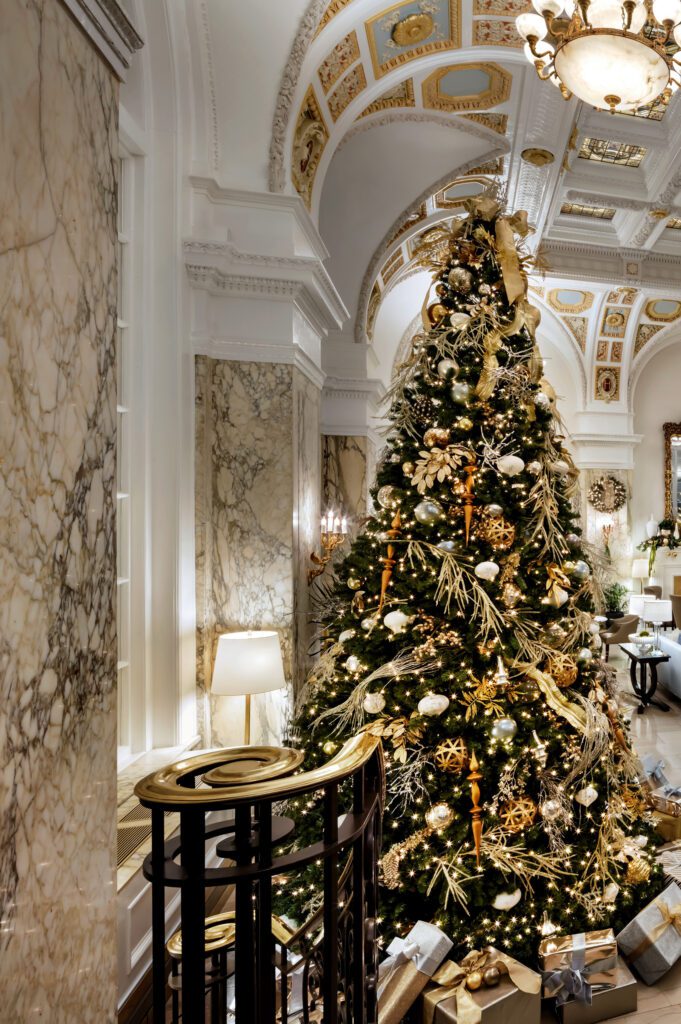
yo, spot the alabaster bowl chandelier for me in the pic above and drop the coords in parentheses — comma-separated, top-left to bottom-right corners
(517, 0, 681, 112)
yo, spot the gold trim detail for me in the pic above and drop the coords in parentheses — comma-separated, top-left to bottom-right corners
(291, 86, 329, 209)
(594, 365, 620, 402)
(664, 422, 681, 520)
(392, 12, 434, 45)
(359, 79, 415, 117)
(135, 734, 382, 806)
(422, 62, 511, 112)
(366, 0, 461, 79)
(599, 305, 629, 338)
(327, 64, 367, 122)
(465, 112, 508, 134)
(645, 298, 681, 322)
(521, 147, 554, 166)
(317, 31, 361, 94)
(547, 288, 593, 314)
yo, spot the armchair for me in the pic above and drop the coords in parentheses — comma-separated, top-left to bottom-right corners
(600, 614, 640, 662)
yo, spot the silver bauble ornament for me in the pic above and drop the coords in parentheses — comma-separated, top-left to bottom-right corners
(338, 629, 356, 643)
(566, 533, 581, 546)
(449, 312, 471, 332)
(418, 693, 450, 716)
(486, 503, 503, 517)
(591, 634, 603, 651)
(451, 382, 473, 405)
(448, 267, 473, 293)
(540, 799, 562, 821)
(483, 966, 501, 987)
(377, 485, 402, 509)
(576, 647, 593, 664)
(534, 392, 551, 408)
(572, 559, 591, 581)
(383, 609, 411, 634)
(361, 616, 377, 632)
(425, 802, 455, 830)
(437, 540, 456, 552)
(414, 499, 443, 525)
(575, 785, 598, 807)
(588, 621, 601, 635)
(493, 889, 521, 911)
(497, 454, 525, 477)
(363, 692, 386, 715)
(552, 459, 571, 476)
(345, 655, 361, 673)
(437, 358, 459, 380)
(474, 560, 500, 581)
(526, 460, 542, 475)
(491, 716, 518, 742)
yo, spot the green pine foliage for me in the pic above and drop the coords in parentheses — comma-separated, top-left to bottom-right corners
(284, 200, 662, 962)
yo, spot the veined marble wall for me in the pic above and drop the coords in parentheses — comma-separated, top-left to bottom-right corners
(195, 358, 320, 745)
(322, 435, 374, 533)
(0, 1, 118, 1019)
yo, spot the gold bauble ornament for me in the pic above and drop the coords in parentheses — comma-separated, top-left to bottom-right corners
(457, 416, 474, 431)
(427, 302, 449, 326)
(423, 426, 451, 448)
(499, 796, 537, 832)
(501, 582, 522, 608)
(402, 461, 415, 476)
(425, 802, 455, 830)
(322, 740, 338, 755)
(465, 970, 483, 992)
(434, 737, 469, 773)
(448, 266, 473, 293)
(545, 652, 578, 689)
(626, 857, 652, 884)
(479, 515, 516, 552)
(483, 965, 501, 987)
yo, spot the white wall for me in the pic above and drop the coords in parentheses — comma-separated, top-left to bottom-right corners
(632, 342, 681, 547)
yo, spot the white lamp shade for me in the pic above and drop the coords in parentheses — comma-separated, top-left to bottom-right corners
(643, 599, 672, 625)
(631, 558, 649, 580)
(212, 631, 286, 696)
(628, 594, 645, 617)
(553, 33, 669, 111)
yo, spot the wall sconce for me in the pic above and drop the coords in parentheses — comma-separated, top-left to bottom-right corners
(308, 510, 347, 584)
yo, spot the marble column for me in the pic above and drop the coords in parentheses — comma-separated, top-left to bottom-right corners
(0, 1, 134, 1019)
(322, 435, 375, 534)
(195, 358, 321, 746)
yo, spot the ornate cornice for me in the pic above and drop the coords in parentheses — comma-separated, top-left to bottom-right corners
(198, 1, 220, 171)
(541, 240, 681, 288)
(338, 110, 512, 154)
(58, 0, 143, 80)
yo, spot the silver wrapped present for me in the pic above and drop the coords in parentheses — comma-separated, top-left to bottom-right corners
(616, 881, 681, 984)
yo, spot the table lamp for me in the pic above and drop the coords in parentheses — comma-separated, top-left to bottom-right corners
(631, 558, 649, 593)
(643, 599, 672, 650)
(212, 630, 286, 744)
(628, 594, 645, 623)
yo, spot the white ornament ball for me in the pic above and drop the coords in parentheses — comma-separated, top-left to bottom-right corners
(543, 585, 569, 608)
(338, 629, 356, 643)
(588, 622, 601, 635)
(415, 499, 443, 525)
(475, 560, 500, 581)
(552, 459, 570, 476)
(491, 716, 518, 742)
(418, 694, 450, 717)
(383, 609, 411, 634)
(361, 616, 377, 632)
(603, 882, 620, 902)
(575, 785, 599, 807)
(486, 503, 503, 517)
(451, 382, 473, 405)
(634, 834, 649, 848)
(591, 634, 603, 651)
(493, 889, 521, 911)
(345, 655, 361, 674)
(535, 392, 551, 408)
(572, 559, 591, 581)
(449, 312, 471, 332)
(363, 692, 386, 715)
(437, 358, 459, 380)
(437, 540, 456, 552)
(576, 647, 593, 664)
(497, 454, 525, 477)
(540, 799, 562, 822)
(526, 460, 542, 475)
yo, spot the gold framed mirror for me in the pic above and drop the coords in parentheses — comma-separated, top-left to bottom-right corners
(663, 422, 681, 520)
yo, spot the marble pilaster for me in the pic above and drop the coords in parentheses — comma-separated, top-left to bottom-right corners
(0, 0, 120, 1018)
(322, 435, 373, 532)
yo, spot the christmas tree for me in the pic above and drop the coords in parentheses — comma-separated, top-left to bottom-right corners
(288, 194, 662, 960)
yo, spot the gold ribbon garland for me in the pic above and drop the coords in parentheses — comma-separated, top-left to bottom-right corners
(422, 948, 541, 1024)
(521, 665, 588, 733)
(475, 332, 503, 401)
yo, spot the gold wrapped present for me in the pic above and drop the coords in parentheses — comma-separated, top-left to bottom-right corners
(616, 881, 681, 985)
(654, 810, 681, 842)
(554, 958, 637, 1024)
(377, 921, 453, 1024)
(539, 929, 617, 1005)
(650, 785, 681, 818)
(420, 947, 541, 1024)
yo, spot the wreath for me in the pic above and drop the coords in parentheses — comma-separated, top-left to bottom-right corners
(587, 475, 627, 514)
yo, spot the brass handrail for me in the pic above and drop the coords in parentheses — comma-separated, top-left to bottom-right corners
(135, 733, 382, 807)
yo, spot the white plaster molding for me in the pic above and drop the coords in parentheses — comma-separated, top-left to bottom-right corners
(193, 335, 326, 390)
(337, 111, 513, 155)
(58, 0, 143, 80)
(565, 191, 653, 213)
(269, 0, 325, 193)
(540, 240, 681, 288)
(569, 432, 643, 471)
(322, 376, 386, 445)
(354, 147, 508, 345)
(197, 1, 220, 171)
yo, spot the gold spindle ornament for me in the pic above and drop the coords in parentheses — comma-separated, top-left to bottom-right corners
(463, 459, 477, 545)
(467, 749, 484, 866)
(378, 511, 401, 612)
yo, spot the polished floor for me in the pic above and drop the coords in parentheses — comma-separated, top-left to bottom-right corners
(539, 648, 681, 1022)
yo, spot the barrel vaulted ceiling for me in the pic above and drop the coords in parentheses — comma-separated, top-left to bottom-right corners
(192, 0, 681, 412)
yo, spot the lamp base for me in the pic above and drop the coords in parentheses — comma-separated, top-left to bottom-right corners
(244, 692, 251, 745)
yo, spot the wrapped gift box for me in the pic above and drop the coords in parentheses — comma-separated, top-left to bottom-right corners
(641, 754, 670, 790)
(377, 920, 453, 1024)
(657, 841, 681, 884)
(539, 929, 617, 1002)
(551, 958, 637, 1024)
(616, 881, 681, 984)
(654, 810, 681, 843)
(420, 947, 541, 1024)
(650, 784, 681, 818)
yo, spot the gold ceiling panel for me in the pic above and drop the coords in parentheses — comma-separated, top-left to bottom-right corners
(635, 322, 663, 356)
(318, 31, 361, 94)
(472, 19, 522, 46)
(594, 366, 620, 402)
(327, 64, 367, 121)
(548, 288, 594, 314)
(560, 202, 615, 220)
(366, 0, 461, 78)
(600, 306, 630, 338)
(359, 79, 415, 117)
(422, 62, 511, 112)
(291, 87, 329, 209)
(645, 299, 681, 322)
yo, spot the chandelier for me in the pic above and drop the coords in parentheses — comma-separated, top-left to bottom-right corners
(517, 0, 681, 112)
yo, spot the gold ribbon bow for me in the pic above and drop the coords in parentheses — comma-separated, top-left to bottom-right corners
(422, 948, 541, 1024)
(494, 211, 534, 307)
(519, 664, 587, 733)
(475, 332, 503, 400)
(625, 900, 681, 966)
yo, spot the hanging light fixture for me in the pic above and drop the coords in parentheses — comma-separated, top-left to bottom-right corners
(517, 0, 681, 113)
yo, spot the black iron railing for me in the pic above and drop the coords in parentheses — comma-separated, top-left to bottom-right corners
(134, 734, 384, 1024)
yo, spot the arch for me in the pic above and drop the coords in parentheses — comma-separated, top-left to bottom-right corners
(630, 320, 681, 408)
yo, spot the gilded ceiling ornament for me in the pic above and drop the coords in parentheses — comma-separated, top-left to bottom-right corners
(391, 12, 436, 45)
(521, 147, 555, 166)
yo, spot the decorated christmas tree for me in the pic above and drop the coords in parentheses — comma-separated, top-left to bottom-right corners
(287, 194, 662, 961)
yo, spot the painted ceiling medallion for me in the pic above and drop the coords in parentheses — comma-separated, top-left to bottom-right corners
(422, 62, 511, 112)
(547, 288, 593, 313)
(392, 12, 435, 45)
(521, 147, 555, 166)
(516, 0, 681, 113)
(645, 298, 681, 322)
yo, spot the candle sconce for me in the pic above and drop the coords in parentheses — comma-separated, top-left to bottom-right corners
(308, 510, 348, 584)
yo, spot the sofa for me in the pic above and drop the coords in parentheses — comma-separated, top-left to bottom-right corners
(657, 632, 681, 700)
